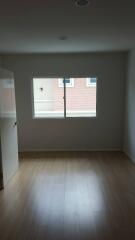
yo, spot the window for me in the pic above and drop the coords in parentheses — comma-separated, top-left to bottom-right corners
(86, 77, 97, 87)
(33, 77, 97, 118)
(58, 78, 74, 87)
(33, 78, 64, 118)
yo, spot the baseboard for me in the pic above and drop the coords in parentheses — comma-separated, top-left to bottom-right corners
(19, 148, 122, 153)
(123, 150, 135, 163)
(19, 149, 124, 160)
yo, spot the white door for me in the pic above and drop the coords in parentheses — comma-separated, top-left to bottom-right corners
(0, 69, 19, 188)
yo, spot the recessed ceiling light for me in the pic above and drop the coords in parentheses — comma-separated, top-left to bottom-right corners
(75, 0, 91, 7)
(59, 36, 68, 41)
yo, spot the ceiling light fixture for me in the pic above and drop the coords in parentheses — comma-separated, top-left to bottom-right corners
(75, 0, 91, 7)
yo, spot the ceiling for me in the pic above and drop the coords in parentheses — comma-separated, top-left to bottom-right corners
(0, 0, 135, 53)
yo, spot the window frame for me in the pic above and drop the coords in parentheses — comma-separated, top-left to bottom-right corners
(32, 77, 65, 119)
(31, 76, 98, 119)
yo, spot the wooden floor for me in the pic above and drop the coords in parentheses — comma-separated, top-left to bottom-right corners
(0, 152, 135, 240)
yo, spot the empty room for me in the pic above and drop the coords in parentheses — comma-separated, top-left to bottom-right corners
(0, 0, 135, 239)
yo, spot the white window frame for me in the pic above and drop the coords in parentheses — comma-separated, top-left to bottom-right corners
(86, 77, 97, 87)
(58, 78, 74, 87)
(32, 77, 97, 119)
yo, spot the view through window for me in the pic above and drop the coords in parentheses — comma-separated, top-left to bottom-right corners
(33, 77, 97, 118)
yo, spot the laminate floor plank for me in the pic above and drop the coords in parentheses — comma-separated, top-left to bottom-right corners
(0, 152, 135, 240)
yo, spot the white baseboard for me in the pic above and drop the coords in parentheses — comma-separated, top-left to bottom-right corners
(19, 148, 122, 153)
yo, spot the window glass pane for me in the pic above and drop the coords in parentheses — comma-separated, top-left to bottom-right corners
(33, 78, 64, 118)
(66, 78, 97, 117)
(86, 77, 97, 86)
(58, 78, 74, 87)
(90, 78, 96, 83)
(64, 79, 70, 84)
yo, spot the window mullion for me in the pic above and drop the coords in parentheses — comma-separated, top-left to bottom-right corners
(64, 78, 66, 118)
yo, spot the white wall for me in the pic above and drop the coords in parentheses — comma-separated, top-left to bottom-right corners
(2, 53, 127, 152)
(124, 50, 135, 162)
